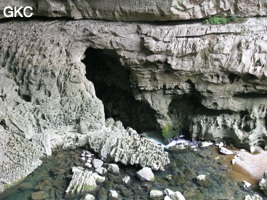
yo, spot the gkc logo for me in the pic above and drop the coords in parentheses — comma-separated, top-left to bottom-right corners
(3, 6, 33, 18)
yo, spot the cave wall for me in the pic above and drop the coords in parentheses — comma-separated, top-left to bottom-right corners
(0, 0, 267, 21)
(1, 18, 267, 149)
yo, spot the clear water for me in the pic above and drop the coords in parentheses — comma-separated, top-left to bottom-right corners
(0, 145, 265, 200)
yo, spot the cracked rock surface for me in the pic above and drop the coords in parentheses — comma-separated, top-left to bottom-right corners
(1, 0, 267, 21)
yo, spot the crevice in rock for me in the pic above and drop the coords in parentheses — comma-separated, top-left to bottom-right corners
(242, 74, 258, 81)
(228, 73, 241, 84)
(234, 92, 267, 98)
(168, 92, 235, 140)
(82, 47, 159, 132)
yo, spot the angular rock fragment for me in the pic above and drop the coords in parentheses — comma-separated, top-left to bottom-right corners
(107, 164, 120, 174)
(92, 159, 103, 169)
(164, 189, 185, 200)
(219, 147, 234, 155)
(109, 190, 120, 200)
(88, 121, 170, 170)
(95, 167, 107, 175)
(66, 167, 105, 194)
(150, 189, 164, 198)
(137, 167, 155, 182)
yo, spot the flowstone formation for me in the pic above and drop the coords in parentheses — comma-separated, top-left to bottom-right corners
(88, 119, 170, 170)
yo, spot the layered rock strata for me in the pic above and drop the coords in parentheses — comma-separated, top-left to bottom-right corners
(0, 0, 267, 21)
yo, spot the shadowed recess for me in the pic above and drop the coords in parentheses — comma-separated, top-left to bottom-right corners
(82, 47, 159, 132)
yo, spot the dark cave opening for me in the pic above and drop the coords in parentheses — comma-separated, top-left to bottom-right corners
(168, 95, 200, 140)
(82, 47, 159, 132)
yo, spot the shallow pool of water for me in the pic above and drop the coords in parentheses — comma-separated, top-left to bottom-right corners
(0, 145, 265, 200)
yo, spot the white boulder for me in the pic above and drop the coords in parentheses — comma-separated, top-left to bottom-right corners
(107, 164, 120, 174)
(137, 167, 155, 181)
(197, 174, 206, 181)
(150, 189, 164, 198)
(122, 176, 130, 184)
(82, 194, 95, 200)
(109, 190, 120, 200)
(219, 147, 234, 155)
(164, 189, 185, 200)
(92, 159, 103, 169)
(200, 141, 213, 148)
(95, 167, 107, 175)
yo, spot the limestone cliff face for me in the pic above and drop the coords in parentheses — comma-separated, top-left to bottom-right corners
(0, 0, 267, 20)
(1, 18, 267, 149)
(1, 14, 267, 193)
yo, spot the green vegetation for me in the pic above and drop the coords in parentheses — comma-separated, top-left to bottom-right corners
(162, 123, 176, 140)
(203, 16, 244, 25)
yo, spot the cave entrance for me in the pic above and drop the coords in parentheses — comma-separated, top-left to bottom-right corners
(82, 47, 159, 132)
(168, 96, 201, 140)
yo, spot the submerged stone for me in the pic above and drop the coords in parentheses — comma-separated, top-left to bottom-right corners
(82, 193, 96, 200)
(196, 174, 212, 188)
(31, 191, 50, 200)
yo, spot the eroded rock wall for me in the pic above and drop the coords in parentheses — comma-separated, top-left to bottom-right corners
(1, 17, 267, 191)
(2, 18, 267, 147)
(0, 0, 267, 21)
(0, 126, 43, 193)
(0, 20, 105, 140)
